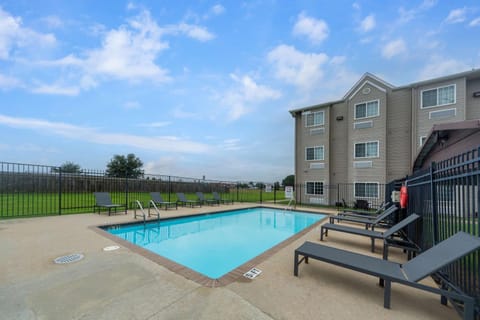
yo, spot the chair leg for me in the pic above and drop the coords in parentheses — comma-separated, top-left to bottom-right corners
(383, 280, 391, 309)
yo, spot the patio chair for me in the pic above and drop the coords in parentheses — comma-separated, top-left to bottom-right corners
(338, 201, 390, 218)
(212, 191, 233, 204)
(329, 205, 398, 230)
(93, 192, 126, 216)
(321, 213, 420, 254)
(176, 192, 202, 208)
(294, 231, 480, 319)
(196, 192, 219, 206)
(150, 192, 177, 210)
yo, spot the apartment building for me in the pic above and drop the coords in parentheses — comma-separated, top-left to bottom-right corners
(289, 69, 480, 206)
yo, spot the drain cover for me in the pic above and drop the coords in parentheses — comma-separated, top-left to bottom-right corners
(54, 253, 84, 264)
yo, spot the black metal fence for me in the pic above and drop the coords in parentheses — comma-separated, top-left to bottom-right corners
(406, 147, 480, 315)
(0, 161, 284, 217)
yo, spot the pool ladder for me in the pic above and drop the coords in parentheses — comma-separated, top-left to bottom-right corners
(285, 198, 295, 211)
(134, 200, 161, 223)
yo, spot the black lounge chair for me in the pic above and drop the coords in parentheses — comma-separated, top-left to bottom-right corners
(294, 231, 480, 319)
(321, 213, 420, 254)
(196, 192, 219, 206)
(150, 192, 177, 210)
(212, 192, 233, 204)
(93, 192, 126, 215)
(329, 205, 398, 230)
(176, 192, 202, 208)
(338, 201, 390, 218)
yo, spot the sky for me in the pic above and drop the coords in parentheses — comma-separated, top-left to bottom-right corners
(0, 1, 479, 183)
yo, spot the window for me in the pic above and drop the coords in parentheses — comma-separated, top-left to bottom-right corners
(421, 84, 455, 108)
(355, 100, 379, 119)
(306, 181, 324, 195)
(305, 146, 324, 161)
(354, 182, 378, 198)
(354, 141, 378, 158)
(305, 111, 324, 127)
(420, 136, 427, 147)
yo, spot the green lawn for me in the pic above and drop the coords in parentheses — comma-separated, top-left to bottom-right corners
(0, 190, 287, 218)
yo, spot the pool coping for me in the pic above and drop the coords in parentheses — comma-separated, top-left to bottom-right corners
(91, 206, 328, 288)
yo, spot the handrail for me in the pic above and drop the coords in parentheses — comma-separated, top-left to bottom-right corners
(134, 200, 147, 222)
(148, 200, 161, 220)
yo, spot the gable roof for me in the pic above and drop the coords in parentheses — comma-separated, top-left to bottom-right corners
(342, 72, 394, 100)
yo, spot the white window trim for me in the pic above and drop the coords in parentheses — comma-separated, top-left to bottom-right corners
(353, 181, 379, 199)
(305, 181, 325, 196)
(420, 84, 456, 109)
(305, 145, 325, 161)
(305, 110, 325, 127)
(419, 136, 427, 147)
(354, 140, 379, 159)
(354, 99, 380, 120)
(428, 108, 457, 119)
(353, 120, 373, 129)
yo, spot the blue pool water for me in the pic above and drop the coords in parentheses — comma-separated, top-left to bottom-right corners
(104, 207, 324, 279)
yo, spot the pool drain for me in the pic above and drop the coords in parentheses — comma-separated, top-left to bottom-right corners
(103, 245, 120, 251)
(54, 253, 84, 264)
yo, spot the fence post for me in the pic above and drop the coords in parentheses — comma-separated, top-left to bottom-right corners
(430, 162, 439, 244)
(125, 174, 129, 210)
(58, 167, 62, 215)
(260, 186, 263, 203)
(168, 176, 171, 202)
(274, 186, 276, 204)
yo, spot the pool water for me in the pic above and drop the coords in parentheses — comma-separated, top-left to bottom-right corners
(104, 207, 324, 279)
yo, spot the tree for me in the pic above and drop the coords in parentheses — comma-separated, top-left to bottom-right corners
(282, 174, 294, 187)
(274, 181, 280, 190)
(106, 153, 144, 178)
(52, 161, 82, 173)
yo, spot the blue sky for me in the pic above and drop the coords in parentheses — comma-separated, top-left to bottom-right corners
(0, 1, 479, 182)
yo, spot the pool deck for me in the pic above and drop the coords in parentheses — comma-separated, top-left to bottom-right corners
(0, 204, 460, 320)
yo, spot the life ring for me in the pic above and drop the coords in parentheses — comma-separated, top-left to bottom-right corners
(400, 185, 408, 209)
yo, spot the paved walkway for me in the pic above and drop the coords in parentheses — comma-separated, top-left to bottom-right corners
(0, 204, 460, 320)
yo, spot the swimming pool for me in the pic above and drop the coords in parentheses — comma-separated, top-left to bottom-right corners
(102, 207, 325, 280)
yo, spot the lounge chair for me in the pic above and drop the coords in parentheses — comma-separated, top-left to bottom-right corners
(196, 192, 219, 206)
(329, 205, 398, 230)
(338, 201, 390, 218)
(150, 192, 177, 210)
(294, 232, 480, 319)
(212, 191, 233, 204)
(93, 192, 126, 215)
(176, 192, 202, 208)
(321, 213, 420, 254)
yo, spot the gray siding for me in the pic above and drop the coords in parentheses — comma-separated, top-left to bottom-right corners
(466, 79, 480, 119)
(386, 89, 412, 180)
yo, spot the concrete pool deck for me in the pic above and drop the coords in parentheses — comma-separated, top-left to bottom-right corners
(0, 204, 460, 320)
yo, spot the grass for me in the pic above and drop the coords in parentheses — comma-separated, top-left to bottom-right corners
(0, 190, 286, 218)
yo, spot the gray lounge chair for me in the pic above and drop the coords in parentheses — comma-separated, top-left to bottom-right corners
(329, 205, 398, 229)
(321, 213, 420, 254)
(93, 192, 126, 215)
(176, 192, 202, 207)
(150, 192, 177, 210)
(196, 192, 219, 206)
(294, 231, 480, 319)
(338, 201, 390, 218)
(212, 191, 233, 204)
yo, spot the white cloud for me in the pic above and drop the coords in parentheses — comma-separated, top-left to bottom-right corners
(469, 17, 480, 27)
(445, 7, 467, 24)
(172, 23, 215, 41)
(418, 56, 470, 80)
(210, 4, 225, 16)
(359, 14, 376, 32)
(267, 44, 328, 91)
(381, 39, 407, 59)
(398, 0, 437, 24)
(0, 7, 56, 60)
(123, 101, 141, 109)
(0, 73, 22, 90)
(138, 121, 171, 128)
(219, 74, 281, 121)
(292, 12, 329, 44)
(0, 114, 210, 154)
(30, 84, 80, 96)
(41, 15, 63, 28)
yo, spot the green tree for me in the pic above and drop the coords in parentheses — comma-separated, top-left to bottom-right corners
(282, 174, 294, 187)
(52, 161, 82, 173)
(106, 153, 144, 178)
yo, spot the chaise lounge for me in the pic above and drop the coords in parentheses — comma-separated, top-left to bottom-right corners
(93, 192, 127, 216)
(294, 231, 480, 320)
(321, 213, 420, 254)
(329, 205, 398, 230)
(196, 192, 220, 206)
(176, 192, 202, 208)
(212, 191, 233, 204)
(150, 192, 177, 210)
